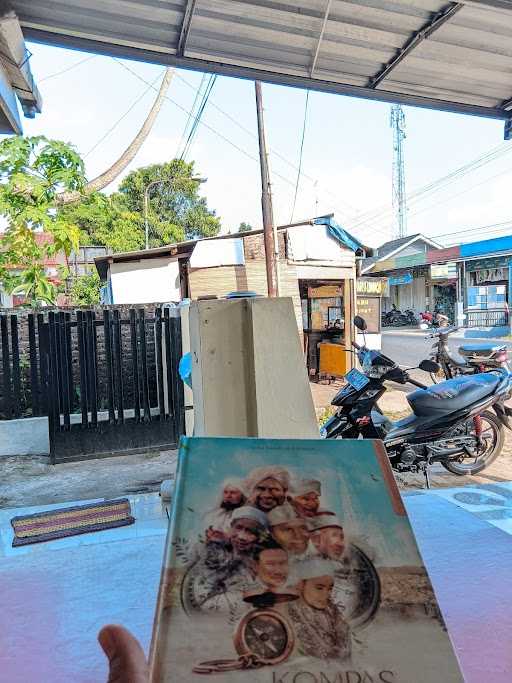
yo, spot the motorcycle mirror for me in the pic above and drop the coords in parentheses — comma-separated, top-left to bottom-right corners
(354, 315, 367, 331)
(419, 323, 429, 330)
(419, 359, 441, 373)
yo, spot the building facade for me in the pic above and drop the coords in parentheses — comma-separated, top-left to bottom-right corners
(364, 233, 512, 337)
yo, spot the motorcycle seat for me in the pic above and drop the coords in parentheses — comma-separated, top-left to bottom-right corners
(459, 343, 507, 355)
(407, 373, 500, 417)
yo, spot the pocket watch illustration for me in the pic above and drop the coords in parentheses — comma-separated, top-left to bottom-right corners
(193, 588, 299, 674)
(331, 544, 380, 629)
(181, 556, 252, 615)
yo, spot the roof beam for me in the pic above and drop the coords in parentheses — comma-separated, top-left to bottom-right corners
(176, 0, 197, 58)
(0, 10, 41, 116)
(310, 0, 332, 77)
(367, 2, 464, 89)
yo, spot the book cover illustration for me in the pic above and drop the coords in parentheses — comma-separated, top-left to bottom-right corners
(150, 437, 463, 682)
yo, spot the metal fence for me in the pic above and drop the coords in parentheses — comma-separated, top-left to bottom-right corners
(465, 309, 509, 328)
(0, 307, 184, 462)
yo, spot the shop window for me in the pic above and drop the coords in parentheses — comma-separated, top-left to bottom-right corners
(467, 285, 507, 310)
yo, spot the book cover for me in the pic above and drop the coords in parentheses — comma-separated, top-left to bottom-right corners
(150, 437, 463, 682)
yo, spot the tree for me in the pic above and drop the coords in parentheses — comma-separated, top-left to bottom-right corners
(58, 68, 174, 205)
(238, 221, 253, 232)
(114, 159, 221, 247)
(69, 271, 102, 306)
(59, 192, 144, 253)
(0, 136, 85, 306)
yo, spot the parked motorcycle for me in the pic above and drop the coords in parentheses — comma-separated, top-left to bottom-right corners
(321, 315, 512, 486)
(427, 326, 510, 383)
(381, 304, 416, 327)
(403, 308, 418, 326)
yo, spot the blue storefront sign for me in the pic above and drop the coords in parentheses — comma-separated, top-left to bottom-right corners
(389, 273, 413, 286)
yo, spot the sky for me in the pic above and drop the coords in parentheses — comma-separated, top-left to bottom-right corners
(16, 40, 512, 249)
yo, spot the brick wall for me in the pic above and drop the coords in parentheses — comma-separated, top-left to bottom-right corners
(0, 304, 164, 419)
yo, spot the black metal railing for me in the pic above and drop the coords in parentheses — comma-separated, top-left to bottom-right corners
(0, 312, 47, 419)
(464, 309, 509, 328)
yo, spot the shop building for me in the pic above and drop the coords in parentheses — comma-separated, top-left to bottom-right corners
(95, 215, 371, 376)
(364, 233, 512, 337)
(362, 234, 442, 317)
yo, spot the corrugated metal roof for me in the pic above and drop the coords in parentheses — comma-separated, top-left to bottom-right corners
(11, 0, 512, 122)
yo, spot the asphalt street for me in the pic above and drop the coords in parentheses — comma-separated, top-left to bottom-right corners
(381, 329, 512, 369)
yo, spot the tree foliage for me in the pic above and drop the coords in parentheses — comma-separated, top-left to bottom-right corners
(59, 192, 144, 253)
(0, 136, 85, 306)
(69, 271, 102, 306)
(238, 221, 253, 232)
(116, 159, 221, 247)
(60, 159, 222, 252)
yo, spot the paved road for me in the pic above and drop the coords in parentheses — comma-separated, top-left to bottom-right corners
(382, 330, 512, 368)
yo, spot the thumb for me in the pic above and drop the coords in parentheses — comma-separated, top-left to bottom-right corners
(98, 625, 150, 683)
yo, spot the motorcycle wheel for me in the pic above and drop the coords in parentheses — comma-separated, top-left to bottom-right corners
(441, 411, 504, 476)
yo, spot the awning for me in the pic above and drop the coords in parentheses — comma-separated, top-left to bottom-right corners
(11, 1, 512, 132)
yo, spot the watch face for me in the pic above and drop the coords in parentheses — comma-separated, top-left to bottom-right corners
(235, 609, 294, 665)
(331, 545, 381, 629)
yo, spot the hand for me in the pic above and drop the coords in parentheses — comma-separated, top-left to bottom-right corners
(98, 624, 149, 683)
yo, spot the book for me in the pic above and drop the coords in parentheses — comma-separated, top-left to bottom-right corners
(150, 437, 463, 682)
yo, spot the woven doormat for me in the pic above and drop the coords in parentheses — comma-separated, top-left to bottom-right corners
(11, 498, 135, 547)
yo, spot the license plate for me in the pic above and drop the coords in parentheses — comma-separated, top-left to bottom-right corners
(345, 368, 370, 390)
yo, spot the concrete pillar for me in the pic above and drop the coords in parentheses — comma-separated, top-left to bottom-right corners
(189, 297, 318, 438)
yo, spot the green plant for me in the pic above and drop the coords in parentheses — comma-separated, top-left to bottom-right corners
(0, 136, 85, 306)
(69, 271, 102, 306)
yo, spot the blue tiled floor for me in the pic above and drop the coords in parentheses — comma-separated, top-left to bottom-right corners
(2, 486, 512, 682)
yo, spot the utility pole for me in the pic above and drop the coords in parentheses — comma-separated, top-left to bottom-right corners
(255, 80, 278, 297)
(390, 104, 407, 239)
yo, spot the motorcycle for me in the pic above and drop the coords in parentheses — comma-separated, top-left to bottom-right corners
(321, 315, 512, 486)
(403, 308, 418, 326)
(426, 326, 510, 384)
(381, 304, 415, 327)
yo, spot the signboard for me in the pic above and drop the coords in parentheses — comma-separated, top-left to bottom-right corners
(430, 262, 457, 280)
(389, 273, 413, 286)
(474, 267, 508, 284)
(308, 284, 342, 298)
(357, 295, 380, 333)
(356, 278, 387, 295)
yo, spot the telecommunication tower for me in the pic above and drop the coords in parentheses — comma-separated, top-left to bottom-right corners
(390, 104, 407, 239)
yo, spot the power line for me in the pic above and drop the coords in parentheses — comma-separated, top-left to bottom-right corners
(173, 71, 359, 218)
(346, 141, 512, 233)
(84, 72, 163, 158)
(39, 55, 96, 83)
(180, 74, 217, 160)
(437, 220, 512, 243)
(290, 90, 309, 223)
(113, 60, 363, 224)
(176, 73, 208, 158)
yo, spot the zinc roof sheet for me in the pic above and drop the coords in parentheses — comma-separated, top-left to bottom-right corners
(11, 0, 512, 120)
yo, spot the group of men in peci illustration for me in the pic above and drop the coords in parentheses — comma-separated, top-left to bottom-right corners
(182, 466, 380, 662)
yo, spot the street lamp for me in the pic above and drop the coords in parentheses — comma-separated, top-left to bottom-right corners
(144, 176, 207, 250)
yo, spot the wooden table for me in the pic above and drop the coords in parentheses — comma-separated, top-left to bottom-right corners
(1, 485, 512, 682)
